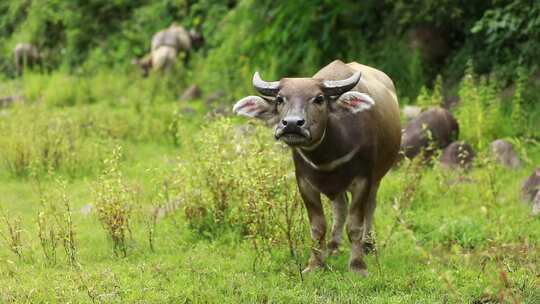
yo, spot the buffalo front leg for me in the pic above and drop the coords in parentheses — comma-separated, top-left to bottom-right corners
(362, 182, 379, 254)
(327, 192, 348, 255)
(347, 177, 372, 276)
(297, 177, 326, 274)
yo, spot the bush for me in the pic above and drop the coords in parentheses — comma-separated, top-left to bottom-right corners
(180, 118, 307, 251)
(470, 1, 540, 78)
(453, 64, 504, 149)
(0, 106, 114, 177)
(92, 146, 136, 257)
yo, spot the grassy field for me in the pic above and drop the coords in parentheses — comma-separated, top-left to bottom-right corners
(0, 71, 539, 303)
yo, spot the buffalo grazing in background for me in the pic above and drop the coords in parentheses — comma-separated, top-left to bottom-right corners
(133, 23, 203, 76)
(13, 43, 41, 76)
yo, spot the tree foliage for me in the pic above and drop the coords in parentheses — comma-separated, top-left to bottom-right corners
(0, 0, 539, 99)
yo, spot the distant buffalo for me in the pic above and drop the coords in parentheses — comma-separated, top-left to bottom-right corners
(13, 43, 41, 75)
(439, 141, 475, 170)
(133, 23, 203, 76)
(401, 107, 459, 160)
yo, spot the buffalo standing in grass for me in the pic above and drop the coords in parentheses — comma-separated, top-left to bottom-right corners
(401, 107, 459, 160)
(133, 23, 203, 77)
(13, 43, 41, 76)
(233, 60, 401, 276)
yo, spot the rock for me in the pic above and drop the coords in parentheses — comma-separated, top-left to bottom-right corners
(439, 141, 475, 170)
(401, 107, 459, 160)
(402, 105, 422, 121)
(179, 84, 201, 101)
(80, 204, 93, 216)
(521, 168, 540, 203)
(532, 191, 540, 216)
(490, 139, 521, 169)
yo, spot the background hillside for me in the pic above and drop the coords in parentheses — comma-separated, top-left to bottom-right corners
(1, 0, 540, 98)
(0, 1, 539, 302)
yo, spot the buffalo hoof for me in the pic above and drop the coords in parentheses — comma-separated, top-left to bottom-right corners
(349, 259, 368, 277)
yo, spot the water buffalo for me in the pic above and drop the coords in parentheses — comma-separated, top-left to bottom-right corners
(233, 60, 401, 276)
(401, 107, 459, 160)
(13, 43, 41, 75)
(134, 23, 203, 76)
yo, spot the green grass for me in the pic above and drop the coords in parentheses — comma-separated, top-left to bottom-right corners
(0, 72, 539, 303)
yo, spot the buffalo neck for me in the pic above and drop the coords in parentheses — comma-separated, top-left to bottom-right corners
(294, 115, 357, 171)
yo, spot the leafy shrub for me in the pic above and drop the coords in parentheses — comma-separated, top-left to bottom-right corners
(37, 179, 78, 266)
(180, 118, 307, 251)
(0, 106, 114, 177)
(454, 63, 503, 149)
(0, 207, 24, 259)
(470, 1, 540, 77)
(415, 75, 443, 109)
(92, 146, 136, 257)
(192, 0, 426, 100)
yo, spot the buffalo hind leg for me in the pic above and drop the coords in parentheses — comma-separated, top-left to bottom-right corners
(297, 177, 326, 274)
(327, 192, 348, 255)
(347, 177, 371, 276)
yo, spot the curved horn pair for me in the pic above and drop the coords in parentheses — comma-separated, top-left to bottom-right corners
(253, 71, 362, 97)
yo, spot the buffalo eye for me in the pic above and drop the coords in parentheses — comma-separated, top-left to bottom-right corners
(313, 95, 324, 105)
(275, 95, 284, 104)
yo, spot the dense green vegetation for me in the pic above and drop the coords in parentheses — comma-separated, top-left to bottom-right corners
(1, 0, 539, 303)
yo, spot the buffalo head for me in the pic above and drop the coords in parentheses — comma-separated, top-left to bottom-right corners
(233, 71, 375, 148)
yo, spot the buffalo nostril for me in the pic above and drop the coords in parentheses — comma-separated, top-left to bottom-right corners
(297, 119, 305, 127)
(281, 119, 288, 126)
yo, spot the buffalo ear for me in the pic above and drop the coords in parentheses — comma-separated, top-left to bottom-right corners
(335, 91, 375, 113)
(232, 95, 277, 122)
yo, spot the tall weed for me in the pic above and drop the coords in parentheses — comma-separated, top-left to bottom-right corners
(455, 63, 504, 149)
(181, 118, 308, 253)
(0, 207, 24, 260)
(93, 146, 136, 257)
(0, 106, 112, 177)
